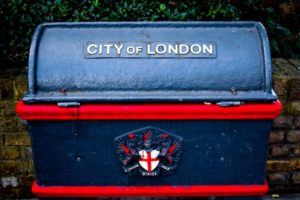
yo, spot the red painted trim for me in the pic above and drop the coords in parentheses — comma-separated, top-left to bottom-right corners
(16, 101, 78, 120)
(17, 100, 282, 120)
(32, 180, 268, 197)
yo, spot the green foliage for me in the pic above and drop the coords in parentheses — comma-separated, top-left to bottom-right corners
(233, 0, 300, 59)
(1, 0, 299, 67)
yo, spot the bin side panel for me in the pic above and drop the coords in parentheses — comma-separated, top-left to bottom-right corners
(29, 120, 271, 186)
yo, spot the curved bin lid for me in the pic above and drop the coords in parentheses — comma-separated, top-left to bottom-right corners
(23, 22, 277, 103)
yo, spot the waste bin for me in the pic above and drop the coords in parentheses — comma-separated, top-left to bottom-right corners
(16, 22, 282, 198)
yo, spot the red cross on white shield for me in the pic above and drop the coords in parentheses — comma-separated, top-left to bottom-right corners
(138, 150, 160, 172)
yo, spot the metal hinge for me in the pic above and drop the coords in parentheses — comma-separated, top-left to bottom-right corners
(57, 102, 80, 107)
(216, 101, 244, 107)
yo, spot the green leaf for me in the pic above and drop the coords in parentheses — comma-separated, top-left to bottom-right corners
(159, 3, 166, 11)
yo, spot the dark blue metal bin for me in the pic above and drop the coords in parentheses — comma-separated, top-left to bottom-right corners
(17, 22, 281, 198)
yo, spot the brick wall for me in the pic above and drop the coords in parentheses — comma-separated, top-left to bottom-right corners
(0, 58, 299, 198)
(267, 58, 300, 192)
(0, 68, 34, 198)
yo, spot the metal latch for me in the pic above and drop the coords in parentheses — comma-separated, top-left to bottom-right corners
(216, 101, 243, 107)
(57, 102, 80, 107)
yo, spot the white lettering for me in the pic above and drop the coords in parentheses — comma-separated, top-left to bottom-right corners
(98, 44, 102, 54)
(168, 44, 178, 54)
(103, 44, 113, 54)
(114, 44, 124, 55)
(146, 44, 155, 55)
(127, 46, 135, 54)
(156, 44, 167, 54)
(179, 44, 189, 55)
(203, 44, 213, 55)
(85, 42, 215, 57)
(136, 46, 143, 55)
(190, 44, 202, 54)
(87, 44, 97, 55)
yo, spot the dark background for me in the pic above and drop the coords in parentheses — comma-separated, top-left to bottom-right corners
(1, 0, 300, 68)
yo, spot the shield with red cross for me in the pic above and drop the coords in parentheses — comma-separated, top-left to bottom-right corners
(139, 149, 160, 172)
(114, 126, 183, 176)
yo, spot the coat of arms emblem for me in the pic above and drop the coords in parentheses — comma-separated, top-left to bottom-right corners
(115, 127, 183, 176)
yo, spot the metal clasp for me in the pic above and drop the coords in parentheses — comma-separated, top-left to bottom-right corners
(216, 101, 243, 107)
(57, 102, 80, 107)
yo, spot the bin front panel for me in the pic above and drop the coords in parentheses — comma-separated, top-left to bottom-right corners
(24, 22, 276, 103)
(29, 120, 272, 186)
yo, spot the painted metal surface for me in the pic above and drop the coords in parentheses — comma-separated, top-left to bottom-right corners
(31, 180, 268, 197)
(16, 100, 282, 120)
(24, 21, 276, 103)
(29, 120, 272, 186)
